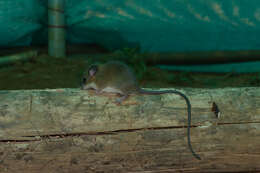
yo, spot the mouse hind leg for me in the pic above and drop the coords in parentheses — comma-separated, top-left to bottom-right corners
(115, 94, 129, 105)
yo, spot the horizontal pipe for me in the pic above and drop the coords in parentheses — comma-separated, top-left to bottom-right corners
(143, 50, 260, 65)
(0, 50, 38, 66)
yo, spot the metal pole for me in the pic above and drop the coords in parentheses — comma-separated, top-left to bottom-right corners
(48, 0, 66, 58)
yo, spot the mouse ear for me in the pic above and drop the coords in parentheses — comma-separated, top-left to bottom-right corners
(88, 65, 98, 76)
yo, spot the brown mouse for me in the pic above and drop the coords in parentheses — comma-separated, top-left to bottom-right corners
(81, 61, 201, 160)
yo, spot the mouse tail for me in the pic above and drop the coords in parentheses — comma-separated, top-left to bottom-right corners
(139, 88, 201, 160)
(174, 90, 201, 160)
(138, 88, 168, 95)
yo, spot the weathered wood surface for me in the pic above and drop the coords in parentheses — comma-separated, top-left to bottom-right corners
(0, 87, 259, 173)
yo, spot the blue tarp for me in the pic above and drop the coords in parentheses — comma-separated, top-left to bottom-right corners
(0, 0, 259, 72)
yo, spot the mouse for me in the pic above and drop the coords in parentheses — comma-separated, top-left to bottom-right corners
(81, 60, 201, 160)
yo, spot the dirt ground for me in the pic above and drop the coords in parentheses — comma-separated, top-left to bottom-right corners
(0, 45, 259, 90)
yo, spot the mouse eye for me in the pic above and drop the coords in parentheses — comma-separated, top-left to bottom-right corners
(82, 77, 87, 84)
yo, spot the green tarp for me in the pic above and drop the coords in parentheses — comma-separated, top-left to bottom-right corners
(0, 0, 260, 72)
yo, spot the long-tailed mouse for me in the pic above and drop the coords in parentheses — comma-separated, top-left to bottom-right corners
(81, 60, 201, 160)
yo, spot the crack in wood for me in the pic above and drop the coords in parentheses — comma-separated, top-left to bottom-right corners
(0, 121, 259, 143)
(0, 125, 198, 143)
(217, 121, 260, 125)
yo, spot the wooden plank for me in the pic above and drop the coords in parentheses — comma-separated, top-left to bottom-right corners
(0, 87, 259, 172)
(0, 125, 260, 173)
